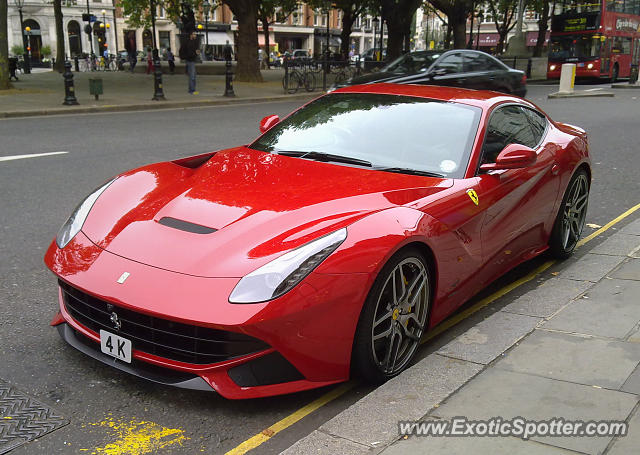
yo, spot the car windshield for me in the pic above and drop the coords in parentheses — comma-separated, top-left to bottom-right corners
(250, 93, 481, 179)
(382, 52, 440, 74)
(549, 35, 602, 60)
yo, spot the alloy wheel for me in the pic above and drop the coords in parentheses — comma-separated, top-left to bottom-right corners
(561, 173, 589, 250)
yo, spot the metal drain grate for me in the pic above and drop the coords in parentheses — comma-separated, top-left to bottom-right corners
(0, 380, 68, 454)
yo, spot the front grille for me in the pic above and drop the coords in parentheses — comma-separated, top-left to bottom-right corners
(59, 281, 270, 365)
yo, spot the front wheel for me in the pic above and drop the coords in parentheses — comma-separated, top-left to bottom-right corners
(352, 248, 431, 383)
(549, 169, 590, 259)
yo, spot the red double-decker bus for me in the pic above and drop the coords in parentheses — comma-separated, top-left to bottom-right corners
(547, 0, 640, 81)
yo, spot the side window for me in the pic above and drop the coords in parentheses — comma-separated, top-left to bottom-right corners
(464, 53, 501, 72)
(521, 107, 548, 145)
(481, 106, 536, 165)
(434, 53, 463, 74)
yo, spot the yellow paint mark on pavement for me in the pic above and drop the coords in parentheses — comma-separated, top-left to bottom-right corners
(226, 202, 640, 455)
(225, 381, 355, 455)
(89, 417, 188, 455)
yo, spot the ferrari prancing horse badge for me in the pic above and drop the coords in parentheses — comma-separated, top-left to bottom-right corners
(467, 189, 479, 206)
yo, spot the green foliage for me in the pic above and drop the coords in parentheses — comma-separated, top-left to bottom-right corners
(11, 44, 24, 56)
(117, 0, 212, 28)
(40, 45, 52, 57)
(257, 0, 298, 22)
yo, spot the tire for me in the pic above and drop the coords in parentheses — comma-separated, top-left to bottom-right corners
(304, 72, 315, 92)
(549, 169, 590, 259)
(352, 248, 431, 383)
(286, 72, 300, 94)
(611, 64, 619, 83)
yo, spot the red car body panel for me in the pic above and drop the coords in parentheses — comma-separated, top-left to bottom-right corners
(45, 83, 590, 398)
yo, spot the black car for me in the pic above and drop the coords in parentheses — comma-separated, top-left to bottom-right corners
(336, 49, 527, 97)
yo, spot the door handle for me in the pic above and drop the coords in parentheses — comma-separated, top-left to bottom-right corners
(551, 163, 560, 175)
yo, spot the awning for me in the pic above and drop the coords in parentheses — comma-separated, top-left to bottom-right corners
(206, 31, 233, 46)
(467, 33, 500, 46)
(258, 32, 276, 46)
(526, 31, 550, 46)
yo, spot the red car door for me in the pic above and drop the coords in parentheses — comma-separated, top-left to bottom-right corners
(474, 105, 560, 285)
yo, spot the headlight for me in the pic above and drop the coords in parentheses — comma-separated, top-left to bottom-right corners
(229, 228, 347, 303)
(587, 63, 594, 69)
(549, 64, 557, 71)
(56, 179, 116, 249)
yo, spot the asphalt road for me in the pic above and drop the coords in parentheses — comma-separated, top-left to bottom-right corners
(1, 84, 639, 455)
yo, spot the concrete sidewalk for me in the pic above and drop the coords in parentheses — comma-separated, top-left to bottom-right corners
(284, 219, 640, 455)
(0, 66, 316, 118)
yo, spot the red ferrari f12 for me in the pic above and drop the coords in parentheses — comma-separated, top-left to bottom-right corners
(45, 84, 590, 399)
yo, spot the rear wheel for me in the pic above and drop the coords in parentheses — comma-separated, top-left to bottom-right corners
(549, 169, 589, 259)
(352, 248, 431, 383)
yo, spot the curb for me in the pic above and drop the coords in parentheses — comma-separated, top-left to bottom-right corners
(283, 220, 640, 455)
(548, 90, 615, 99)
(611, 83, 640, 89)
(0, 93, 317, 119)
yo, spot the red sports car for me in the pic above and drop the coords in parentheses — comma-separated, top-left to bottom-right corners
(45, 84, 590, 399)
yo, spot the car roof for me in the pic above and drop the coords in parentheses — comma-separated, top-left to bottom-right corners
(332, 82, 531, 110)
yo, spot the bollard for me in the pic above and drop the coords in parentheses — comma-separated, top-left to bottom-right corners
(283, 61, 289, 93)
(224, 59, 235, 97)
(526, 58, 532, 79)
(74, 56, 80, 72)
(558, 63, 576, 94)
(62, 60, 79, 105)
(152, 50, 166, 101)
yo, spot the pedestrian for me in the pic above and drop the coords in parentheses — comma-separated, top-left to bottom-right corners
(145, 46, 154, 74)
(258, 48, 264, 69)
(129, 50, 137, 73)
(179, 32, 199, 94)
(167, 48, 175, 74)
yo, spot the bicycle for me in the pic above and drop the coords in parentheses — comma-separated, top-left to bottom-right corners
(283, 68, 314, 94)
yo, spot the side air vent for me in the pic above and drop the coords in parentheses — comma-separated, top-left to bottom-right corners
(158, 217, 217, 234)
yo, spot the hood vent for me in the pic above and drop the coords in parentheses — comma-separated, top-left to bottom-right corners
(158, 217, 217, 234)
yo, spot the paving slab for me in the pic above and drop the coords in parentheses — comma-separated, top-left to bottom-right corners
(314, 354, 482, 448)
(557, 253, 625, 283)
(621, 364, 640, 394)
(501, 277, 592, 318)
(496, 330, 640, 389)
(431, 368, 638, 455)
(610, 258, 640, 281)
(607, 405, 640, 455)
(589, 234, 640, 257)
(542, 279, 640, 339)
(381, 433, 579, 455)
(282, 430, 372, 455)
(436, 311, 541, 364)
(620, 218, 640, 236)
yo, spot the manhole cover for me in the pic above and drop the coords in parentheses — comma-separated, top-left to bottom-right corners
(0, 380, 68, 454)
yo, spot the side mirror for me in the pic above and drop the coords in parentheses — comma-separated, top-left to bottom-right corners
(259, 114, 280, 134)
(479, 144, 537, 171)
(430, 67, 449, 78)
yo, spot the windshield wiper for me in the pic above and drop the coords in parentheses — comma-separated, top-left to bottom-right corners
(274, 150, 372, 167)
(374, 167, 445, 178)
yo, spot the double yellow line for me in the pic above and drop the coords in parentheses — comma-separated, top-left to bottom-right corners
(226, 202, 640, 455)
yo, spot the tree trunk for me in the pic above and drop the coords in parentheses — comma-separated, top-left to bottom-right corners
(261, 16, 270, 68)
(340, 8, 355, 59)
(0, 0, 10, 89)
(451, 14, 467, 48)
(534, 0, 550, 57)
(53, 0, 65, 72)
(224, 0, 262, 82)
(381, 0, 422, 60)
(445, 23, 452, 49)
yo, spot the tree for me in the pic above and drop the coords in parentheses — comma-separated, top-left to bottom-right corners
(257, 0, 298, 67)
(0, 0, 10, 89)
(426, 0, 474, 49)
(380, 0, 423, 59)
(223, 0, 262, 81)
(487, 0, 518, 54)
(532, 0, 551, 57)
(53, 0, 65, 72)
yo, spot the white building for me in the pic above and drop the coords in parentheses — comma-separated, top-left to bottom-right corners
(7, 0, 118, 62)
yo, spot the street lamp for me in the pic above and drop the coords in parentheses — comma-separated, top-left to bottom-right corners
(372, 16, 379, 59)
(100, 9, 108, 55)
(475, 11, 483, 50)
(202, 0, 210, 60)
(13, 0, 30, 73)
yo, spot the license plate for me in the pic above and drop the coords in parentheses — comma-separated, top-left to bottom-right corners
(578, 63, 585, 67)
(100, 329, 132, 363)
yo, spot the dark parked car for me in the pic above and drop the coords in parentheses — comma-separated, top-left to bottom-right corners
(335, 49, 527, 97)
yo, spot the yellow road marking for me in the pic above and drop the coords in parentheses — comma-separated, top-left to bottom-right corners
(224, 382, 355, 455)
(226, 203, 640, 455)
(88, 417, 188, 455)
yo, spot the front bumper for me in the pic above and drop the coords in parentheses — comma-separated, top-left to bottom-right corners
(46, 232, 371, 398)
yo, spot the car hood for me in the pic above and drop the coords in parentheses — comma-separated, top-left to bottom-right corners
(81, 147, 453, 277)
